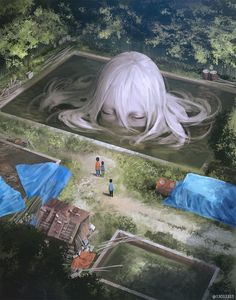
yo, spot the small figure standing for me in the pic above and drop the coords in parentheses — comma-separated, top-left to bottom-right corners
(109, 179, 114, 197)
(101, 161, 105, 177)
(95, 157, 100, 176)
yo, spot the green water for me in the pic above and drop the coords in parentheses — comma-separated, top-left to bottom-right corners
(2, 55, 236, 168)
(100, 243, 213, 300)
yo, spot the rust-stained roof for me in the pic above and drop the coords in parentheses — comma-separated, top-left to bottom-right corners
(71, 252, 96, 271)
(36, 199, 89, 244)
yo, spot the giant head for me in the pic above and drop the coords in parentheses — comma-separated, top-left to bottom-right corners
(40, 51, 220, 147)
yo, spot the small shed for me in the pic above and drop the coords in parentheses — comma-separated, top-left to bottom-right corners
(36, 199, 90, 251)
(71, 252, 96, 272)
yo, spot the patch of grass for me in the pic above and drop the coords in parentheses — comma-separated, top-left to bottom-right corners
(0, 113, 98, 157)
(90, 212, 137, 246)
(144, 230, 187, 254)
(59, 158, 80, 204)
(144, 229, 236, 297)
(115, 153, 187, 204)
(65, 135, 98, 153)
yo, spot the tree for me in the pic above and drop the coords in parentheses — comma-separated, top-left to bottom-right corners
(0, 221, 105, 300)
(0, 0, 33, 19)
(145, 0, 236, 68)
(0, 7, 68, 68)
(208, 16, 236, 67)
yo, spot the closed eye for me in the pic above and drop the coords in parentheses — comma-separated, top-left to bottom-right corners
(102, 109, 115, 115)
(129, 114, 145, 120)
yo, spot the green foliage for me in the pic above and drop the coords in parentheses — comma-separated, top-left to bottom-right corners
(145, 230, 187, 253)
(71, 1, 236, 76)
(116, 154, 186, 204)
(0, 6, 68, 68)
(145, 1, 236, 68)
(145, 229, 235, 296)
(59, 158, 80, 203)
(0, 220, 67, 300)
(210, 255, 236, 297)
(214, 255, 235, 274)
(208, 108, 236, 169)
(91, 212, 137, 243)
(77, 3, 143, 53)
(0, 0, 33, 18)
(115, 215, 137, 233)
(0, 220, 105, 300)
(206, 161, 236, 185)
(209, 16, 236, 67)
(65, 136, 98, 153)
(65, 274, 105, 300)
(47, 132, 66, 150)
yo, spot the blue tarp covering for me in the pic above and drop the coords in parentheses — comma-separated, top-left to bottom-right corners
(164, 173, 236, 227)
(16, 163, 71, 204)
(0, 176, 25, 217)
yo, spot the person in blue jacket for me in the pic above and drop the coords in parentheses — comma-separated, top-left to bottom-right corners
(109, 179, 114, 197)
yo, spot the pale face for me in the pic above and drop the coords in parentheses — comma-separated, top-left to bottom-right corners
(99, 97, 147, 131)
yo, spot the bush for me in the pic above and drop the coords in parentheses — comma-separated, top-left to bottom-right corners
(115, 215, 137, 234)
(116, 154, 186, 204)
(91, 212, 137, 244)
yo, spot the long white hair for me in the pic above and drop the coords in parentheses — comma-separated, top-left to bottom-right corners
(38, 51, 221, 147)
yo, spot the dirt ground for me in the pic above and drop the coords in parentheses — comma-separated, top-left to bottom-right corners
(71, 153, 236, 255)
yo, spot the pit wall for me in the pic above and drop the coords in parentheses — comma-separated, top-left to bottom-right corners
(93, 230, 220, 300)
(0, 112, 200, 177)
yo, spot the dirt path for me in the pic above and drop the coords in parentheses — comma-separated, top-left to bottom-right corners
(74, 154, 236, 255)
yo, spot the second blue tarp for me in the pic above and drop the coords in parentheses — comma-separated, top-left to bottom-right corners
(0, 176, 25, 217)
(164, 173, 236, 227)
(16, 162, 71, 204)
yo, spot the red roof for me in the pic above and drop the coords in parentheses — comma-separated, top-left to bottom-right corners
(71, 252, 96, 271)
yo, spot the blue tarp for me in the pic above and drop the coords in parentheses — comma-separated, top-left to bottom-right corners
(0, 176, 25, 217)
(164, 173, 236, 227)
(16, 163, 71, 205)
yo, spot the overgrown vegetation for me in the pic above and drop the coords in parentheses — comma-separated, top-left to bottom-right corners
(0, 220, 106, 300)
(0, 113, 98, 157)
(115, 153, 187, 204)
(0, 0, 75, 69)
(144, 230, 236, 297)
(59, 158, 80, 204)
(1, 0, 236, 83)
(91, 212, 137, 244)
(207, 103, 236, 184)
(72, 0, 236, 78)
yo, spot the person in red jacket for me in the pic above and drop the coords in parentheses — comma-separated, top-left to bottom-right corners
(95, 157, 101, 176)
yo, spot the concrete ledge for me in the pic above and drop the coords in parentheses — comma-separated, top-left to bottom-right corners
(1, 48, 235, 110)
(0, 111, 200, 173)
(93, 230, 220, 300)
(0, 138, 60, 164)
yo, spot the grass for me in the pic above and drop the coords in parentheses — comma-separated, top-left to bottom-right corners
(90, 212, 137, 247)
(144, 229, 236, 297)
(59, 158, 81, 204)
(0, 113, 98, 156)
(115, 152, 188, 205)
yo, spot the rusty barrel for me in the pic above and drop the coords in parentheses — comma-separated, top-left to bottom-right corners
(209, 70, 219, 81)
(156, 177, 176, 196)
(202, 69, 210, 80)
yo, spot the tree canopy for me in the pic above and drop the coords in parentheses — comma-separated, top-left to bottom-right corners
(0, 0, 235, 74)
(0, 221, 105, 300)
(0, 1, 69, 68)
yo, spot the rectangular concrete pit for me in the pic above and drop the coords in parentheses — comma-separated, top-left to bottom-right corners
(93, 230, 220, 300)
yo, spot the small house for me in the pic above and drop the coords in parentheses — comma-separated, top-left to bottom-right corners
(36, 199, 90, 251)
